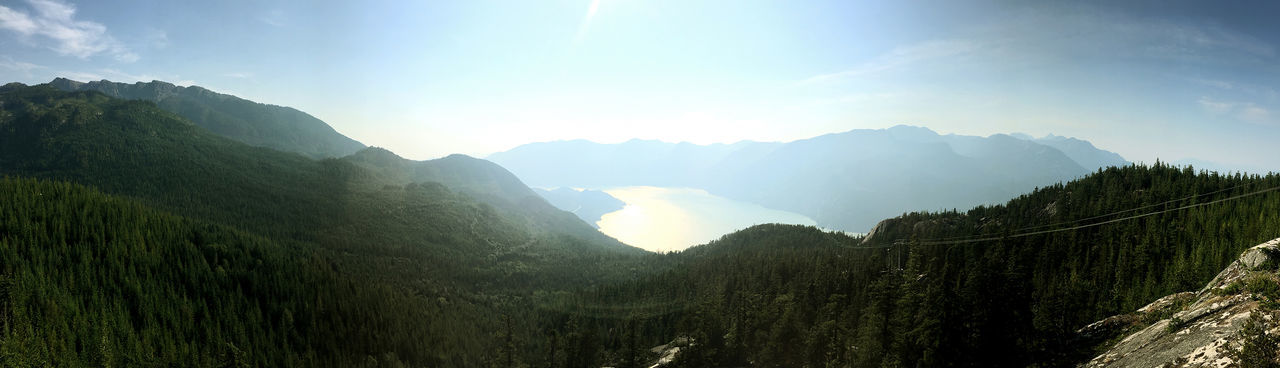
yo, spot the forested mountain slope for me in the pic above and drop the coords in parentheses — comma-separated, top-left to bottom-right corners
(0, 177, 418, 366)
(47, 78, 365, 158)
(4, 81, 1278, 368)
(0, 83, 644, 366)
(562, 165, 1280, 367)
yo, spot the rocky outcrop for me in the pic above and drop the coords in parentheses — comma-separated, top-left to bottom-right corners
(643, 337, 690, 368)
(1082, 238, 1280, 368)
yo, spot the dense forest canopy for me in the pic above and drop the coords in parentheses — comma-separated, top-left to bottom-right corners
(0, 84, 1278, 367)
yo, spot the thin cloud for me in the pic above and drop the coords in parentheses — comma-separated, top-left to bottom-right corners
(145, 27, 168, 49)
(1187, 77, 1235, 90)
(996, 8, 1276, 65)
(0, 0, 136, 62)
(1185, 77, 1280, 101)
(0, 56, 44, 73)
(1197, 97, 1235, 114)
(1198, 97, 1276, 126)
(802, 40, 977, 84)
(804, 6, 1279, 87)
(1237, 105, 1272, 125)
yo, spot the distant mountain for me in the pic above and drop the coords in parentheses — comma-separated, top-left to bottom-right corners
(533, 187, 626, 227)
(489, 125, 1124, 231)
(1015, 133, 1129, 170)
(48, 77, 365, 158)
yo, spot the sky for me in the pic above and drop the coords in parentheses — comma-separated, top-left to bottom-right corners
(0, 0, 1278, 172)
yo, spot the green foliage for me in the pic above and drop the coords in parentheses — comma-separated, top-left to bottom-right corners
(4, 84, 1280, 368)
(0, 83, 647, 366)
(567, 164, 1280, 367)
(1218, 311, 1280, 368)
(1140, 295, 1193, 326)
(49, 78, 366, 158)
(1257, 248, 1280, 271)
(1166, 317, 1187, 334)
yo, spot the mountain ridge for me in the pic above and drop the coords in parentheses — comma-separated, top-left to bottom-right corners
(46, 77, 366, 159)
(488, 125, 1126, 231)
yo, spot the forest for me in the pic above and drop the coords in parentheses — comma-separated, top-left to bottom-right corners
(0, 84, 1278, 367)
(567, 164, 1280, 367)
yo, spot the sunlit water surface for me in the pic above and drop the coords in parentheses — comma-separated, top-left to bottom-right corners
(596, 186, 816, 252)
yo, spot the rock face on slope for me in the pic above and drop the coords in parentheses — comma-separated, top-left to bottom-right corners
(1082, 237, 1280, 367)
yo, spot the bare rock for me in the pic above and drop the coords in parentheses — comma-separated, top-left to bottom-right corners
(1081, 237, 1280, 368)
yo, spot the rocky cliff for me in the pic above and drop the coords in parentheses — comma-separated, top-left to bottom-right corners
(1082, 237, 1280, 367)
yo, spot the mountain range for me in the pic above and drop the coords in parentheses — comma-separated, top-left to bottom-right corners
(0, 81, 638, 365)
(489, 125, 1130, 231)
(3, 78, 1278, 367)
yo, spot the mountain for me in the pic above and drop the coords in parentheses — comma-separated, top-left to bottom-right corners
(489, 125, 1118, 231)
(1014, 133, 1129, 170)
(533, 187, 626, 227)
(9, 79, 1280, 367)
(339, 147, 627, 247)
(567, 164, 1280, 367)
(1, 81, 635, 260)
(48, 77, 365, 158)
(0, 83, 641, 366)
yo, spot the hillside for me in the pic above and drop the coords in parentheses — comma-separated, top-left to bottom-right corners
(0, 177, 475, 366)
(1081, 238, 1280, 367)
(556, 164, 1280, 367)
(0, 83, 644, 366)
(488, 125, 1125, 231)
(48, 78, 365, 158)
(5, 81, 1278, 367)
(533, 187, 626, 227)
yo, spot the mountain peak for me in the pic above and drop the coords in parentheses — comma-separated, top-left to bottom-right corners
(885, 124, 937, 134)
(48, 77, 83, 90)
(884, 124, 941, 142)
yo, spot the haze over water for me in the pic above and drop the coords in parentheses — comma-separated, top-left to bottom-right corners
(597, 186, 817, 252)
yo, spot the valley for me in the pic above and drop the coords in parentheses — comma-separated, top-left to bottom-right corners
(3, 1, 1278, 366)
(1, 79, 1276, 367)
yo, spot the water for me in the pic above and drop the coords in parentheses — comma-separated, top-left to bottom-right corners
(596, 186, 817, 252)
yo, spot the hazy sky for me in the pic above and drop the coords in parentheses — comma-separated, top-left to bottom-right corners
(1, 0, 1278, 172)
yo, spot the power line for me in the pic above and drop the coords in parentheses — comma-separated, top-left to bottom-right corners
(853, 182, 1280, 249)
(924, 182, 1254, 243)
